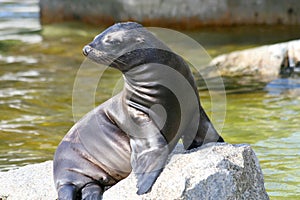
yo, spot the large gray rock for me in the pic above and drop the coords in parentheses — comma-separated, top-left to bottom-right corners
(0, 143, 269, 200)
(208, 39, 300, 82)
(103, 143, 269, 200)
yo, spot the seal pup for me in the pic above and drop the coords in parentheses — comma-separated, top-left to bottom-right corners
(54, 22, 224, 200)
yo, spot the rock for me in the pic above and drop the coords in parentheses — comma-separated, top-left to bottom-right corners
(103, 143, 269, 200)
(0, 143, 269, 200)
(39, 0, 300, 28)
(207, 39, 300, 82)
(0, 161, 56, 200)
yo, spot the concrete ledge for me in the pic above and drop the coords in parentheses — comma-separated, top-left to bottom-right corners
(39, 0, 300, 28)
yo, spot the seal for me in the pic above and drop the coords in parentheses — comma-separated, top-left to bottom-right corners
(53, 22, 224, 200)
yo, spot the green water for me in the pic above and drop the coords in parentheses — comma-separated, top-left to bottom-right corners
(0, 3, 300, 199)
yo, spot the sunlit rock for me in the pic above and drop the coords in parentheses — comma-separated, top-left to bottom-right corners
(103, 143, 269, 200)
(0, 143, 269, 200)
(207, 39, 300, 82)
(0, 161, 56, 200)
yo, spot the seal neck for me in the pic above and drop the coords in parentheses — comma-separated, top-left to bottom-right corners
(119, 48, 198, 114)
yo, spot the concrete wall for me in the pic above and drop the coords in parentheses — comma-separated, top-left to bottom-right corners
(39, 0, 300, 29)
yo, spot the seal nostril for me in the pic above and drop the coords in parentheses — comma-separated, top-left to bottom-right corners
(83, 45, 92, 56)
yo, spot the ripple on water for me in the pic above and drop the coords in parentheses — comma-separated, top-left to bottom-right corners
(0, 70, 49, 83)
(0, 0, 41, 43)
(0, 88, 37, 98)
(254, 132, 300, 197)
(0, 55, 38, 64)
(0, 114, 41, 135)
(0, 148, 45, 171)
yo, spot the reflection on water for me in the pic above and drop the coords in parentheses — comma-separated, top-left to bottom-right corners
(0, 1, 300, 199)
(0, 0, 41, 43)
(265, 78, 300, 97)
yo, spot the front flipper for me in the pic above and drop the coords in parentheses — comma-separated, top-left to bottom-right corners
(130, 133, 169, 195)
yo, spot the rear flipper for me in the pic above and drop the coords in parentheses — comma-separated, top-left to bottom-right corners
(57, 182, 103, 200)
(81, 183, 103, 200)
(57, 184, 78, 200)
(130, 133, 169, 195)
(183, 107, 224, 150)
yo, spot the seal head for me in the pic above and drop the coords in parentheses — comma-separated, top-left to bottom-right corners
(83, 22, 169, 71)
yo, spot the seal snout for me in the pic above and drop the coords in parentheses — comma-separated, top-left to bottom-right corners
(83, 45, 92, 56)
